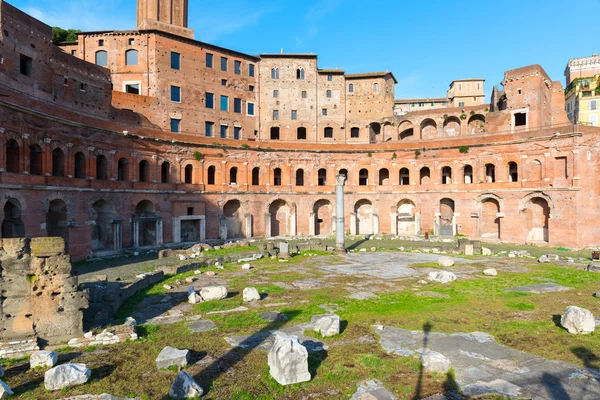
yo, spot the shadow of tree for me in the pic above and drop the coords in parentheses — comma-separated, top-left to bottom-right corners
(542, 372, 571, 400)
(347, 238, 370, 251)
(412, 321, 433, 400)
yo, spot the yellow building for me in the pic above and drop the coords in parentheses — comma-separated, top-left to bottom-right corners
(564, 75, 600, 126)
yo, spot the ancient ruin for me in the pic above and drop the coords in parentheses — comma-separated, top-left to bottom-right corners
(0, 238, 87, 355)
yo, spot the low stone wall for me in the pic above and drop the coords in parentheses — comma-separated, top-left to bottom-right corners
(0, 237, 88, 350)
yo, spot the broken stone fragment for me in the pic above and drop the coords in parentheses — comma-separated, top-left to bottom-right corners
(417, 349, 451, 373)
(268, 332, 311, 385)
(169, 371, 203, 399)
(44, 364, 91, 391)
(242, 287, 260, 302)
(199, 286, 228, 301)
(0, 379, 13, 398)
(437, 256, 454, 267)
(427, 270, 457, 284)
(561, 306, 595, 334)
(30, 350, 58, 368)
(155, 346, 190, 370)
(311, 314, 341, 337)
(483, 268, 497, 276)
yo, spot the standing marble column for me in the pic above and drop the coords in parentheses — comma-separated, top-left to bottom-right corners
(335, 174, 346, 251)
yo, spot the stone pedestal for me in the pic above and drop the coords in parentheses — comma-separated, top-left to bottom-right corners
(268, 332, 310, 386)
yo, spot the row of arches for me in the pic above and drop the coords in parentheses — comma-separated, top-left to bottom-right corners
(0, 193, 553, 252)
(205, 160, 540, 187)
(5, 140, 196, 184)
(392, 114, 486, 141)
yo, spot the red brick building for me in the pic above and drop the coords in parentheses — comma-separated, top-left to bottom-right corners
(0, 0, 597, 260)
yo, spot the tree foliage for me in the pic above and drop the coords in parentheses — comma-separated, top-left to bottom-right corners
(51, 27, 81, 45)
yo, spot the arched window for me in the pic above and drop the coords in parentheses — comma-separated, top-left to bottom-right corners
(400, 168, 410, 185)
(6, 139, 20, 173)
(296, 67, 304, 80)
(52, 148, 65, 177)
(359, 169, 369, 186)
(161, 161, 170, 183)
(271, 66, 279, 79)
(74, 152, 86, 179)
(138, 160, 149, 182)
(96, 155, 108, 180)
(318, 168, 327, 186)
(125, 49, 138, 66)
(95, 50, 108, 67)
(297, 127, 307, 140)
(207, 166, 216, 185)
(373, 83, 379, 92)
(326, 90, 332, 98)
(464, 165, 473, 184)
(348, 83, 354, 93)
(273, 168, 282, 186)
(29, 144, 42, 175)
(442, 166, 452, 184)
(508, 162, 518, 182)
(324, 127, 333, 138)
(378, 168, 389, 185)
(296, 169, 304, 186)
(184, 164, 193, 184)
(420, 167, 431, 185)
(485, 164, 495, 183)
(117, 158, 129, 181)
(230, 167, 238, 184)
(252, 167, 259, 185)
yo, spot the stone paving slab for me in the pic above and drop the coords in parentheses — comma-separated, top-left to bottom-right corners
(349, 379, 398, 399)
(504, 283, 572, 294)
(186, 320, 218, 333)
(223, 327, 327, 353)
(374, 325, 600, 399)
(320, 252, 473, 279)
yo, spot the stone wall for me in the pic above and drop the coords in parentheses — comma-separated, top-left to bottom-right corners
(0, 237, 88, 346)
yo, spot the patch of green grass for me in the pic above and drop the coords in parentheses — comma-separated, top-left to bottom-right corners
(506, 301, 536, 311)
(203, 246, 260, 257)
(358, 354, 383, 368)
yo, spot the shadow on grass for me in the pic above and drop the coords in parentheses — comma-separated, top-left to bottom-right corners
(552, 314, 568, 332)
(159, 309, 312, 398)
(347, 238, 370, 251)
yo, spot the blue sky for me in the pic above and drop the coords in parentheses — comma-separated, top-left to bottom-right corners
(10, 0, 600, 99)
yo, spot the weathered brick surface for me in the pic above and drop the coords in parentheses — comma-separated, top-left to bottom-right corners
(0, 0, 599, 264)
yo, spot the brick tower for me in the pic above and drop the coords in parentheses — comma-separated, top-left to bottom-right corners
(137, 0, 194, 39)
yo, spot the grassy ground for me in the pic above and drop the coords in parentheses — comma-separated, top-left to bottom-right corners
(4, 247, 600, 399)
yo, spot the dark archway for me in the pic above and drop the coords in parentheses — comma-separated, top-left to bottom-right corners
(47, 199, 69, 246)
(29, 144, 42, 175)
(52, 148, 65, 177)
(2, 199, 25, 238)
(74, 152, 86, 179)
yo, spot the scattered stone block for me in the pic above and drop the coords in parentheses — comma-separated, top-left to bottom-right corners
(199, 286, 228, 301)
(186, 320, 217, 333)
(169, 371, 203, 399)
(482, 247, 492, 256)
(156, 346, 190, 370)
(188, 292, 202, 304)
(418, 349, 451, 373)
(44, 364, 91, 390)
(194, 270, 201, 275)
(350, 379, 397, 400)
(124, 317, 137, 327)
(427, 271, 457, 284)
(311, 314, 341, 337)
(185, 277, 197, 283)
(0, 380, 13, 398)
(483, 269, 497, 276)
(465, 244, 474, 256)
(260, 311, 288, 322)
(437, 256, 454, 267)
(205, 271, 216, 277)
(561, 306, 595, 334)
(242, 263, 252, 270)
(30, 350, 58, 368)
(243, 287, 260, 302)
(163, 285, 173, 290)
(587, 263, 600, 273)
(268, 332, 311, 385)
